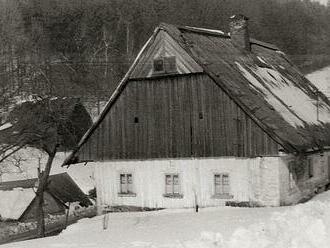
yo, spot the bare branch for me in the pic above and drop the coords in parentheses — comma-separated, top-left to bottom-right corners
(0, 145, 24, 163)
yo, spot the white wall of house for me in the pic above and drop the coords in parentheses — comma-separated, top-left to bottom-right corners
(279, 151, 330, 205)
(93, 156, 281, 212)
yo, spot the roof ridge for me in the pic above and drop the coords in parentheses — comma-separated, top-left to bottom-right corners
(159, 22, 279, 51)
(180, 25, 230, 38)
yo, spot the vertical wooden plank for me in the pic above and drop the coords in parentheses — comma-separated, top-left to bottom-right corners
(184, 75, 193, 157)
(162, 77, 170, 158)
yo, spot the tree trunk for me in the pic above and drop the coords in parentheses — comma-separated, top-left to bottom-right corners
(36, 147, 57, 238)
(36, 184, 45, 237)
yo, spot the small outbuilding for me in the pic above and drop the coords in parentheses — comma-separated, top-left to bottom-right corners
(0, 173, 92, 222)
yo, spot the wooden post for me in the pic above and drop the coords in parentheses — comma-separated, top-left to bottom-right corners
(103, 213, 109, 230)
(65, 202, 71, 229)
(36, 148, 57, 238)
(194, 190, 199, 213)
(316, 90, 320, 122)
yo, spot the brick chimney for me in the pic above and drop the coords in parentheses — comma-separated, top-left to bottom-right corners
(229, 14, 250, 51)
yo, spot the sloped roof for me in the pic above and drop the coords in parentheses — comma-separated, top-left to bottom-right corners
(0, 173, 92, 207)
(63, 22, 330, 165)
(0, 188, 35, 220)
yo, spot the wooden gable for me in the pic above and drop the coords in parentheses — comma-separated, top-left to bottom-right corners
(75, 73, 280, 162)
(130, 30, 203, 79)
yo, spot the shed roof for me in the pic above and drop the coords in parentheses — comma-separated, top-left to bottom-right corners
(0, 173, 92, 207)
(0, 187, 35, 220)
(63, 23, 330, 165)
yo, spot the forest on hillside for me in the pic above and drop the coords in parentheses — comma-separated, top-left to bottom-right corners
(0, 0, 330, 107)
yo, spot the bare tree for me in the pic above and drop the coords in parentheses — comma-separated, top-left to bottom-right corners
(0, 98, 92, 237)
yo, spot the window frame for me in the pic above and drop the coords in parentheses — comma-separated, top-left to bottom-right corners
(163, 173, 183, 198)
(153, 58, 165, 74)
(152, 56, 177, 75)
(213, 173, 232, 198)
(118, 173, 136, 197)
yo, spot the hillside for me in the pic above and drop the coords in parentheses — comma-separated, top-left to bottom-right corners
(0, 0, 330, 108)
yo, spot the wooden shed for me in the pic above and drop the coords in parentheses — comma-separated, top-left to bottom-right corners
(64, 15, 330, 209)
(0, 173, 92, 221)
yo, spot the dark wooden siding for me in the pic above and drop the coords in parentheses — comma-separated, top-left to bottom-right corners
(78, 73, 279, 161)
(20, 192, 65, 222)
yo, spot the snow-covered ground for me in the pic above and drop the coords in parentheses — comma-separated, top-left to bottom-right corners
(306, 65, 330, 98)
(1, 190, 330, 248)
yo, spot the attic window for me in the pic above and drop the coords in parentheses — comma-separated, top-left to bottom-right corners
(154, 58, 165, 73)
(153, 56, 177, 75)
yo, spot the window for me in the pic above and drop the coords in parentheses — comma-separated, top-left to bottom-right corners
(119, 174, 134, 194)
(164, 174, 182, 197)
(164, 56, 177, 73)
(153, 56, 177, 75)
(307, 158, 313, 178)
(214, 173, 230, 195)
(153, 58, 165, 73)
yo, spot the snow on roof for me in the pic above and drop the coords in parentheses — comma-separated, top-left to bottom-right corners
(0, 187, 35, 220)
(306, 65, 330, 98)
(276, 50, 286, 56)
(236, 62, 330, 127)
(0, 122, 12, 131)
(256, 56, 267, 65)
(184, 26, 225, 35)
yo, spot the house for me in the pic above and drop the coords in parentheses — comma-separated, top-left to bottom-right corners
(0, 173, 92, 221)
(63, 15, 330, 211)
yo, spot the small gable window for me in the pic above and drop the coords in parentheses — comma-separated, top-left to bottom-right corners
(153, 56, 177, 75)
(153, 58, 165, 73)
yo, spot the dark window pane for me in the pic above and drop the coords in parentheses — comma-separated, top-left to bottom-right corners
(127, 174, 133, 184)
(154, 58, 164, 72)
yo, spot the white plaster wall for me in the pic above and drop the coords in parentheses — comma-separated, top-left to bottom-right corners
(248, 157, 280, 206)
(94, 156, 281, 211)
(279, 152, 330, 205)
